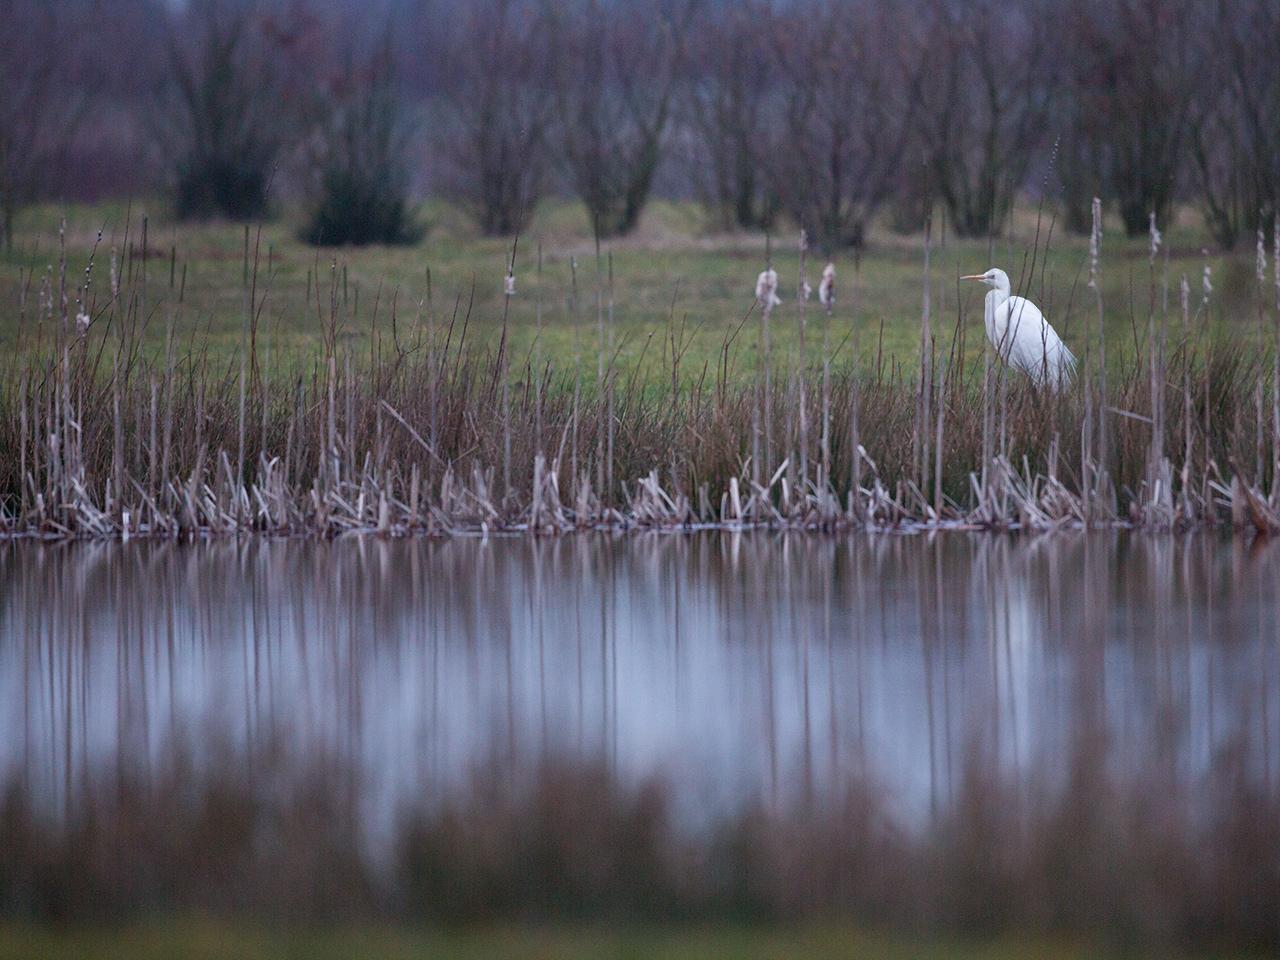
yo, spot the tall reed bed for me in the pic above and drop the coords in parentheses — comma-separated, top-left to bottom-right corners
(1, 222, 1279, 539)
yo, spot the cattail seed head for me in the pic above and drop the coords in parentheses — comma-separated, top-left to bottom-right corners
(755, 268, 781, 309)
(504, 270, 516, 297)
(819, 262, 835, 311)
(1149, 212, 1162, 265)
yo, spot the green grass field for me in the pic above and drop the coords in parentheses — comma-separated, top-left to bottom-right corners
(0, 923, 1262, 960)
(0, 197, 1265, 381)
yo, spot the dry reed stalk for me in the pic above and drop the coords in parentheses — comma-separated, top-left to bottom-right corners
(1088, 198, 1109, 514)
(501, 237, 518, 502)
(237, 226, 250, 498)
(595, 238, 605, 496)
(797, 230, 809, 486)
(1257, 227, 1267, 487)
(1202, 258, 1214, 509)
(607, 251, 616, 500)
(759, 238, 776, 487)
(570, 256, 582, 486)
(849, 261, 862, 518)
(1273, 215, 1280, 504)
(933, 351, 947, 519)
(820, 262, 831, 488)
(917, 218, 933, 494)
(535, 244, 544, 453)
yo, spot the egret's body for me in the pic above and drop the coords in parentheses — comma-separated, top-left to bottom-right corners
(963, 268, 1075, 388)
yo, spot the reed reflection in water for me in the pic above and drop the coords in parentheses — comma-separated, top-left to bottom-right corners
(0, 532, 1277, 942)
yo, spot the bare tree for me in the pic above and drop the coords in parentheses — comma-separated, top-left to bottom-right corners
(764, 1, 915, 250)
(1187, 32, 1249, 249)
(302, 39, 421, 246)
(0, 1, 85, 249)
(1065, 0, 1198, 236)
(1053, 102, 1103, 236)
(436, 0, 549, 236)
(681, 1, 776, 231)
(166, 0, 286, 220)
(1188, 0, 1280, 249)
(913, 0, 1054, 238)
(548, 0, 694, 239)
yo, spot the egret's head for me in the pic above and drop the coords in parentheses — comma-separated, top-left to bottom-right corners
(960, 268, 1010, 293)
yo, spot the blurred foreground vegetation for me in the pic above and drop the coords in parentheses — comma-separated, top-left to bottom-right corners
(0, 924, 1264, 960)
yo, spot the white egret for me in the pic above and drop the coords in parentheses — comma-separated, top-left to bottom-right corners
(961, 268, 1075, 388)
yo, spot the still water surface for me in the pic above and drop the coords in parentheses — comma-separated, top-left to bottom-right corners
(3, 532, 1278, 843)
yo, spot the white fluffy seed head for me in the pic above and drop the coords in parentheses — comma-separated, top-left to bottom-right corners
(819, 262, 835, 310)
(755, 268, 781, 309)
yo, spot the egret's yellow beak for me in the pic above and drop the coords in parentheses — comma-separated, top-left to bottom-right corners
(959, 274, 986, 281)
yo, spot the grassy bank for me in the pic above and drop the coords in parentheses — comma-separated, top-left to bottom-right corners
(0, 199, 1266, 374)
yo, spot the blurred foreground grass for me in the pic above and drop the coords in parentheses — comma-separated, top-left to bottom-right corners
(0, 197, 1264, 381)
(1, 924, 1261, 960)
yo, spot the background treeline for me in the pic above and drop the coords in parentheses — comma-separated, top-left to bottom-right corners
(2, 0, 1278, 250)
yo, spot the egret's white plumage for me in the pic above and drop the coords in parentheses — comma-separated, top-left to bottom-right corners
(962, 268, 1075, 389)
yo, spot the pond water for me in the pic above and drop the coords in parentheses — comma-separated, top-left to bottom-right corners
(4, 531, 1277, 846)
